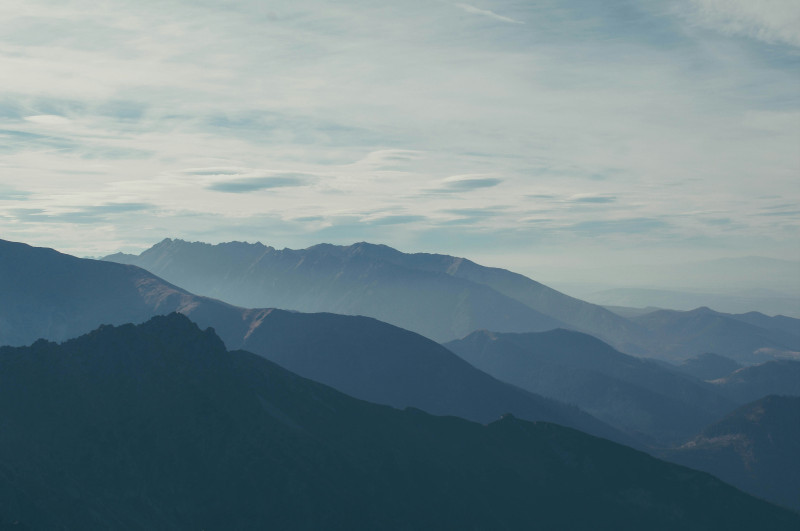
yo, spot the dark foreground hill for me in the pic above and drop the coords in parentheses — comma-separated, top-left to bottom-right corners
(445, 329, 735, 445)
(0, 315, 796, 530)
(0, 238, 627, 446)
(664, 395, 800, 512)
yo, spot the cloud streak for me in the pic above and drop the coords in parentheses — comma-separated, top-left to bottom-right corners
(207, 173, 315, 193)
(688, 0, 800, 47)
(453, 3, 524, 25)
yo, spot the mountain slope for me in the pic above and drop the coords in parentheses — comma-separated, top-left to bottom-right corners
(709, 360, 800, 403)
(0, 238, 627, 446)
(726, 311, 800, 337)
(445, 329, 736, 445)
(107, 239, 798, 363)
(375, 247, 650, 353)
(664, 395, 800, 512)
(1, 315, 797, 529)
(631, 307, 800, 364)
(231, 310, 629, 445)
(106, 239, 566, 342)
(675, 353, 743, 381)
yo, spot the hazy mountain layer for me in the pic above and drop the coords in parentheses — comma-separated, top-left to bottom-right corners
(0, 238, 626, 445)
(709, 360, 800, 403)
(445, 329, 736, 445)
(105, 239, 797, 362)
(664, 395, 800, 512)
(631, 307, 800, 364)
(1, 315, 797, 529)
(106, 240, 566, 343)
(587, 287, 800, 319)
(674, 353, 743, 382)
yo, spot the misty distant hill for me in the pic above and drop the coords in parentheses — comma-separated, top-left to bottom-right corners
(709, 360, 800, 403)
(106, 239, 799, 363)
(665, 395, 800, 512)
(674, 353, 743, 382)
(3, 315, 795, 529)
(105, 239, 566, 343)
(105, 239, 649, 350)
(630, 307, 800, 364)
(588, 287, 800, 319)
(445, 329, 735, 445)
(0, 238, 626, 445)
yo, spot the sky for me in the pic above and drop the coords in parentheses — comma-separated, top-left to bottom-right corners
(0, 0, 798, 285)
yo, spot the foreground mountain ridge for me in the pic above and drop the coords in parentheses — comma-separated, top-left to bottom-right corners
(1, 314, 797, 530)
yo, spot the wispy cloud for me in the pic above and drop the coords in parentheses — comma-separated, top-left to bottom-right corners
(453, 3, 524, 25)
(688, 0, 800, 47)
(24, 114, 72, 125)
(429, 175, 503, 193)
(207, 173, 315, 193)
(567, 194, 617, 204)
(568, 218, 669, 235)
(7, 202, 154, 224)
(364, 214, 426, 225)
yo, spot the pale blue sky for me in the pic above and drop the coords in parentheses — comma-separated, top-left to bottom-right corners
(0, 0, 798, 283)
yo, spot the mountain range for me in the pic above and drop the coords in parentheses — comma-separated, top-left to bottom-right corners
(444, 329, 736, 445)
(1, 314, 797, 529)
(3, 237, 799, 516)
(0, 238, 627, 445)
(629, 307, 800, 364)
(105, 239, 800, 363)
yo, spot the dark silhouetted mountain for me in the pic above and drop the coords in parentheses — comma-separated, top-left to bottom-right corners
(675, 352, 743, 381)
(665, 395, 800, 512)
(631, 307, 800, 364)
(106, 239, 566, 343)
(0, 238, 627, 446)
(445, 329, 735, 445)
(1, 315, 797, 530)
(709, 360, 800, 403)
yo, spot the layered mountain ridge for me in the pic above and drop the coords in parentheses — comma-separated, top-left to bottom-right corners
(445, 329, 737, 445)
(106, 238, 800, 362)
(0, 238, 628, 446)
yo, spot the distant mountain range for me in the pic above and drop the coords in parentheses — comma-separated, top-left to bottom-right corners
(445, 329, 736, 445)
(0, 238, 627, 446)
(629, 307, 800, 364)
(1, 314, 796, 529)
(589, 287, 800, 318)
(105, 239, 632, 345)
(665, 395, 800, 512)
(104, 239, 800, 362)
